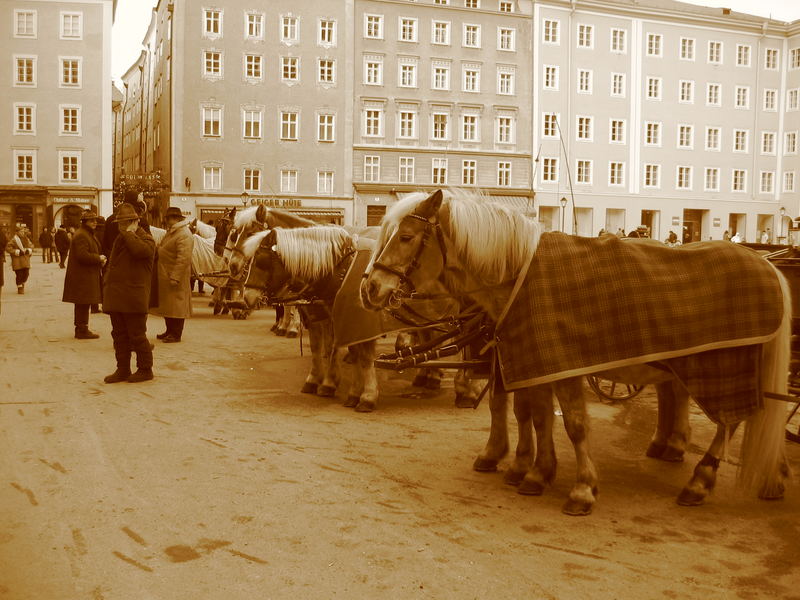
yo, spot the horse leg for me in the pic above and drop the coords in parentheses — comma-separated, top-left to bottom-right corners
(285, 305, 300, 338)
(300, 320, 325, 394)
(473, 377, 509, 472)
(272, 305, 284, 333)
(516, 386, 558, 495)
(554, 377, 599, 516)
(677, 423, 739, 506)
(454, 366, 484, 408)
(350, 340, 379, 412)
(317, 319, 339, 397)
(646, 381, 690, 462)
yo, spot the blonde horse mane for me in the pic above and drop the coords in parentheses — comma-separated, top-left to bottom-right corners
(275, 226, 354, 282)
(234, 206, 260, 229)
(379, 189, 540, 285)
(240, 229, 271, 259)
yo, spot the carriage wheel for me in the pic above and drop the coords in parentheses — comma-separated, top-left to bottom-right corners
(586, 375, 645, 402)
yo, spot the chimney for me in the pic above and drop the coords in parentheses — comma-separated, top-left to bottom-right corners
(722, 7, 731, 15)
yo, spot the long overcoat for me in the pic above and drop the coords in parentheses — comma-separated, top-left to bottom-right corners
(102, 227, 156, 314)
(54, 228, 71, 254)
(6, 234, 33, 270)
(62, 225, 103, 305)
(150, 220, 193, 319)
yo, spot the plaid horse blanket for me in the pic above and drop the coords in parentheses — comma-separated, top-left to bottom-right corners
(496, 234, 785, 424)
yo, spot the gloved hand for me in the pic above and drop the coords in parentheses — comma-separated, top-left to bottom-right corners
(14, 250, 21, 256)
(25, 248, 32, 255)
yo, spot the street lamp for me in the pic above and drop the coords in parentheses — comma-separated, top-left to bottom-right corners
(560, 197, 568, 233)
(780, 206, 786, 244)
(240, 191, 250, 207)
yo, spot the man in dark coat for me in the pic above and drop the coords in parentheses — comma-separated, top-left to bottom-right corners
(104, 191, 150, 256)
(62, 211, 106, 339)
(39, 227, 54, 263)
(54, 225, 71, 268)
(102, 203, 156, 383)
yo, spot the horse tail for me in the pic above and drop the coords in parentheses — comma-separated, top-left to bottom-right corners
(738, 267, 791, 497)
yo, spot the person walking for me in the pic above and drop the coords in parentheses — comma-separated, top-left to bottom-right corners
(54, 224, 71, 268)
(6, 225, 33, 294)
(151, 207, 193, 343)
(62, 211, 106, 339)
(102, 204, 156, 383)
(39, 227, 54, 263)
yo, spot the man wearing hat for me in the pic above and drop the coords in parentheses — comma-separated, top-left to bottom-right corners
(151, 206, 193, 342)
(5, 224, 33, 293)
(102, 203, 156, 383)
(62, 210, 106, 339)
(103, 191, 150, 256)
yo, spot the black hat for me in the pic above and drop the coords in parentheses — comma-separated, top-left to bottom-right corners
(80, 209, 98, 221)
(123, 190, 139, 205)
(114, 203, 139, 223)
(164, 207, 185, 221)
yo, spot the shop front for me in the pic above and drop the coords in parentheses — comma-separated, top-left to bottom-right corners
(196, 195, 346, 226)
(50, 191, 98, 230)
(0, 187, 48, 242)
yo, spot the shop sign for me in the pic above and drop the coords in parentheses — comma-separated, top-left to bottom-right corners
(248, 197, 302, 208)
(52, 197, 93, 204)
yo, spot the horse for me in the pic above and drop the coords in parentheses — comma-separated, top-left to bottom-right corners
(360, 189, 790, 515)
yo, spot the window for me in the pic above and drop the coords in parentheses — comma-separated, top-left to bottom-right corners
(282, 16, 298, 42)
(676, 166, 692, 190)
(786, 132, 798, 154)
(364, 56, 383, 85)
(647, 33, 662, 57)
(576, 160, 592, 184)
(577, 24, 593, 48)
(497, 161, 511, 186)
(317, 113, 335, 142)
(792, 49, 800, 69)
(737, 44, 750, 66)
(15, 151, 35, 182)
(432, 113, 449, 140)
(760, 171, 775, 193)
(399, 18, 417, 42)
(646, 77, 661, 100)
(679, 80, 694, 103)
(543, 20, 559, 44)
(281, 56, 297, 82)
(364, 156, 380, 182)
(247, 13, 263, 38)
(364, 15, 383, 39)
(762, 132, 776, 154)
(735, 86, 750, 109)
(765, 48, 779, 70)
(708, 41, 722, 64)
(319, 19, 336, 45)
(398, 111, 416, 138)
(542, 158, 558, 183)
(680, 38, 695, 60)
(543, 66, 558, 90)
(611, 28, 626, 53)
(243, 109, 261, 139)
(432, 21, 450, 45)
(764, 89, 777, 111)
(15, 104, 34, 134)
(789, 89, 799, 111)
(609, 162, 624, 186)
(498, 27, 515, 51)
(644, 164, 660, 188)
(317, 171, 334, 194)
(462, 160, 477, 185)
(784, 171, 796, 193)
(611, 73, 625, 97)
(61, 12, 82, 39)
(463, 24, 480, 48)
(707, 83, 721, 106)
(543, 113, 559, 138)
(318, 59, 335, 84)
(14, 10, 36, 37)
(432, 158, 448, 185)
(433, 63, 450, 90)
(399, 62, 417, 87)
(465, 0, 479, 7)
(364, 108, 383, 137)
(704, 167, 719, 191)
(644, 122, 661, 146)
(576, 116, 592, 141)
(463, 65, 480, 92)
(399, 157, 415, 183)
(496, 116, 514, 143)
(204, 51, 222, 76)
(461, 114, 478, 142)
(578, 69, 592, 93)
(15, 56, 36, 86)
(498, 68, 515, 95)
(246, 54, 263, 80)
(733, 129, 748, 152)
(732, 169, 746, 192)
(61, 106, 80, 135)
(610, 119, 625, 144)
(499, 2, 514, 12)
(434, 0, 450, 4)
(281, 111, 298, 140)
(60, 58, 80, 87)
(203, 107, 222, 137)
(204, 9, 221, 36)
(203, 166, 221, 190)
(60, 152, 80, 183)
(705, 127, 720, 151)
(280, 169, 297, 192)
(677, 125, 693, 149)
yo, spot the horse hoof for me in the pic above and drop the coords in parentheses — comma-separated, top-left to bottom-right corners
(503, 470, 525, 486)
(518, 479, 546, 496)
(213, 306, 222, 315)
(275, 329, 287, 336)
(343, 395, 359, 408)
(424, 379, 441, 391)
(454, 393, 475, 408)
(676, 488, 706, 506)
(355, 400, 375, 413)
(758, 482, 785, 500)
(645, 441, 666, 459)
(659, 446, 685, 463)
(221, 308, 230, 315)
(317, 385, 336, 397)
(562, 499, 593, 516)
(301, 382, 318, 394)
(412, 374, 428, 387)
(285, 331, 298, 339)
(473, 457, 498, 473)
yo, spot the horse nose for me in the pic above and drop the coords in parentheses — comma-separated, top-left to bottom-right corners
(360, 277, 380, 308)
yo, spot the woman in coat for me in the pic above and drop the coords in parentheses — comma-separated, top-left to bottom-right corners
(151, 206, 193, 342)
(62, 210, 106, 339)
(6, 225, 33, 294)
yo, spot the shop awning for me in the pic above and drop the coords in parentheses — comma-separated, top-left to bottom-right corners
(288, 208, 344, 217)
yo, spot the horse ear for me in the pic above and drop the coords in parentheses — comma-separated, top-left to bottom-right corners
(256, 205, 267, 224)
(417, 190, 444, 219)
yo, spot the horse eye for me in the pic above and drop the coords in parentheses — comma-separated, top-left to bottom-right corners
(399, 234, 415, 243)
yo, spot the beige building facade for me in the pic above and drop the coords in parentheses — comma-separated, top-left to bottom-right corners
(1, 0, 115, 235)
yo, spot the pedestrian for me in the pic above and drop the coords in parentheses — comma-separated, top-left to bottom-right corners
(6, 224, 34, 294)
(92, 215, 107, 314)
(102, 203, 156, 383)
(104, 192, 150, 255)
(62, 210, 106, 339)
(615, 227, 625, 238)
(39, 227, 54, 263)
(731, 232, 742, 243)
(54, 224, 70, 268)
(0, 225, 6, 314)
(723, 230, 731, 241)
(760, 230, 769, 244)
(151, 207, 194, 343)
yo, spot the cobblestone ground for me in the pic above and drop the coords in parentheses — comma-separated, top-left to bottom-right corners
(1, 259, 799, 599)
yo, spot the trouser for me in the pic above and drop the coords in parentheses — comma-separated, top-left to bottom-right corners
(164, 317, 185, 339)
(59, 249, 68, 267)
(110, 312, 152, 370)
(14, 268, 30, 286)
(74, 304, 90, 327)
(191, 277, 204, 293)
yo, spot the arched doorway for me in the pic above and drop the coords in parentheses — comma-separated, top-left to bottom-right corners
(53, 204, 90, 229)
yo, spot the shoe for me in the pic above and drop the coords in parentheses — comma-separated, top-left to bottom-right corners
(161, 335, 181, 343)
(17, 285, 24, 294)
(127, 369, 154, 383)
(75, 329, 100, 340)
(104, 369, 132, 384)
(156, 331, 169, 339)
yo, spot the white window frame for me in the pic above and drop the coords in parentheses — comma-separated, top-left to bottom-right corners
(462, 159, 477, 185)
(399, 17, 418, 43)
(643, 163, 660, 189)
(784, 171, 796, 193)
(244, 167, 262, 193)
(318, 59, 335, 84)
(432, 157, 448, 185)
(542, 113, 560, 139)
(364, 156, 380, 183)
(398, 61, 418, 88)
(706, 83, 721, 107)
(543, 65, 558, 91)
(363, 108, 384, 138)
(705, 126, 721, 151)
(431, 112, 450, 141)
(432, 63, 451, 90)
(788, 89, 799, 111)
(732, 169, 747, 192)
(317, 171, 334, 194)
(765, 48, 779, 70)
(679, 80, 694, 104)
(317, 113, 335, 142)
(399, 157, 415, 184)
(677, 124, 694, 149)
(576, 115, 593, 142)
(203, 50, 223, 78)
(59, 57, 82, 88)
(610, 28, 626, 53)
(202, 106, 223, 137)
(676, 165, 692, 190)
(733, 129, 749, 152)
(646, 76, 662, 100)
(14, 9, 37, 38)
(496, 115, 515, 144)
(246, 12, 264, 40)
(282, 15, 299, 43)
(497, 161, 511, 186)
(14, 150, 36, 183)
(764, 89, 777, 112)
(14, 55, 37, 87)
(461, 113, 479, 143)
(203, 165, 222, 190)
(432, 21, 451, 45)
(644, 121, 661, 147)
(397, 110, 417, 139)
(462, 64, 480, 93)
(245, 54, 264, 81)
(611, 73, 625, 97)
(280, 111, 299, 141)
(735, 86, 750, 109)
(203, 9, 222, 38)
(577, 24, 593, 49)
(646, 33, 662, 57)
(60, 11, 82, 40)
(543, 19, 560, 45)
(736, 44, 751, 67)
(463, 24, 481, 48)
(608, 161, 625, 186)
(760, 171, 775, 194)
(318, 19, 336, 46)
(364, 14, 383, 39)
(609, 118, 626, 144)
(279, 169, 297, 193)
(577, 69, 592, 94)
(708, 40, 723, 65)
(704, 167, 720, 192)
(576, 159, 593, 185)
(14, 103, 36, 135)
(680, 37, 695, 61)
(242, 108, 262, 139)
(785, 132, 798, 155)
(58, 150, 81, 184)
(59, 104, 81, 136)
(498, 27, 516, 51)
(364, 56, 383, 86)
(541, 157, 559, 183)
(761, 131, 776, 155)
